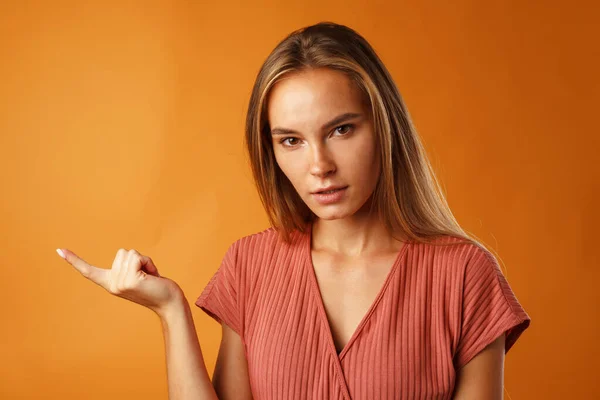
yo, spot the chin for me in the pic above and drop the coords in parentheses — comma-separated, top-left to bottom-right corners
(315, 213, 345, 221)
(310, 205, 356, 221)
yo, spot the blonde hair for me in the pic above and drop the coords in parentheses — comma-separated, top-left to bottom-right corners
(244, 21, 496, 259)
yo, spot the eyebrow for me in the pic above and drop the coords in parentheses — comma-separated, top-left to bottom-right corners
(270, 112, 363, 136)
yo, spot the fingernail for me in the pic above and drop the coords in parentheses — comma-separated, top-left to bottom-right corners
(56, 249, 65, 259)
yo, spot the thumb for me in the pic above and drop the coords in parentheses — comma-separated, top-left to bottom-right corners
(57, 248, 110, 290)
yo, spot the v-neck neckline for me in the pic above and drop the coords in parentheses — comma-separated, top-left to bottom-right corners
(303, 222, 412, 363)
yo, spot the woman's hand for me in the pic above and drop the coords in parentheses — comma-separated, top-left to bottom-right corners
(56, 247, 183, 316)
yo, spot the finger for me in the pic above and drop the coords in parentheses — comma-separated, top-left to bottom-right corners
(123, 250, 149, 290)
(114, 249, 129, 291)
(59, 248, 110, 290)
(124, 249, 138, 283)
(139, 254, 160, 277)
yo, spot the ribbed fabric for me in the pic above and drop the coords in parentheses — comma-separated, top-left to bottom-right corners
(195, 223, 531, 399)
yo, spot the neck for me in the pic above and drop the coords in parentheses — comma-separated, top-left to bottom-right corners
(311, 214, 405, 257)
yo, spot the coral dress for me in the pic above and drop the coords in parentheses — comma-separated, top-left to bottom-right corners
(195, 225, 531, 399)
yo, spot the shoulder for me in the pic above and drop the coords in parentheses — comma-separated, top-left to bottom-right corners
(224, 227, 307, 293)
(228, 226, 305, 260)
(410, 234, 498, 275)
(412, 234, 490, 258)
(234, 226, 279, 246)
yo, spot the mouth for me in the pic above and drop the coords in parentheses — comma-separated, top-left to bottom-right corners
(312, 185, 348, 195)
(311, 186, 348, 205)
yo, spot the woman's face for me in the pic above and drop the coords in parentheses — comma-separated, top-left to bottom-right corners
(267, 67, 381, 221)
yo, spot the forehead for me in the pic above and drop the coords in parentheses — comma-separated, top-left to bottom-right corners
(267, 68, 366, 128)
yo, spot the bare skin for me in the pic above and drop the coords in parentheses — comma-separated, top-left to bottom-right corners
(57, 248, 220, 400)
(58, 66, 506, 399)
(268, 67, 408, 352)
(310, 232, 407, 354)
(215, 67, 506, 399)
(216, 68, 506, 398)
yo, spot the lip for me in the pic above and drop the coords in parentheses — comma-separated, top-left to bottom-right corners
(311, 186, 348, 205)
(311, 185, 348, 194)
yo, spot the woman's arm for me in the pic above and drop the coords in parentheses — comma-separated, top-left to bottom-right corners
(212, 323, 253, 399)
(159, 294, 219, 400)
(452, 333, 506, 399)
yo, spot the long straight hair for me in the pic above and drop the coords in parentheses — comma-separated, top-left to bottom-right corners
(244, 21, 495, 259)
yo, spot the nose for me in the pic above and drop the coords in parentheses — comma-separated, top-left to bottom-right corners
(309, 143, 336, 178)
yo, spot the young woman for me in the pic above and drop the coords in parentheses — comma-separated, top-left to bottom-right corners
(57, 22, 531, 399)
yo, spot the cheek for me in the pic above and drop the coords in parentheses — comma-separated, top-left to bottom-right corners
(274, 151, 305, 189)
(346, 134, 378, 167)
(347, 135, 380, 185)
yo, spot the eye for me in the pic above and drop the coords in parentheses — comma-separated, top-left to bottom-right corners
(279, 137, 300, 147)
(333, 124, 354, 136)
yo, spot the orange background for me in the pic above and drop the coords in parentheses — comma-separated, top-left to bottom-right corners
(1, 1, 597, 398)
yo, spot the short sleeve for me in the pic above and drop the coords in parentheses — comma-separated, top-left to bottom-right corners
(194, 241, 243, 337)
(453, 246, 531, 370)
